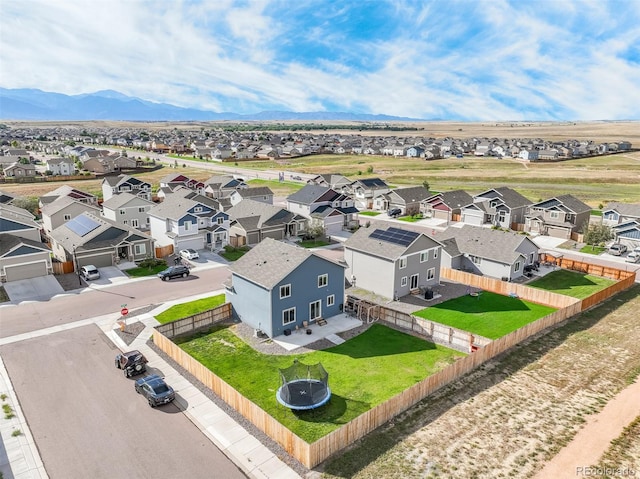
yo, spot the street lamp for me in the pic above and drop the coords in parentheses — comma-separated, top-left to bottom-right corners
(73, 244, 81, 286)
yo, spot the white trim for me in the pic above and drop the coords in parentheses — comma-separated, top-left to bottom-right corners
(327, 294, 335, 306)
(279, 284, 291, 299)
(282, 307, 296, 325)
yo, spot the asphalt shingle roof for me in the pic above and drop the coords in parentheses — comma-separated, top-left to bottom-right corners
(227, 199, 297, 228)
(344, 225, 440, 261)
(287, 184, 339, 205)
(437, 225, 532, 264)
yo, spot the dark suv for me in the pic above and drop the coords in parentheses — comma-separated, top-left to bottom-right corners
(115, 350, 148, 378)
(387, 208, 402, 218)
(157, 265, 190, 281)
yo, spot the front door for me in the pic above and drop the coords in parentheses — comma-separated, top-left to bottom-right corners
(310, 300, 322, 321)
(410, 274, 419, 290)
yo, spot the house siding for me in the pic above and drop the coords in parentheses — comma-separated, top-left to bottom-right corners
(226, 276, 273, 336)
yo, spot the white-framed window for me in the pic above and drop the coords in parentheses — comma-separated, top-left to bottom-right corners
(515, 261, 521, 272)
(217, 217, 224, 225)
(138, 207, 146, 213)
(310, 300, 322, 320)
(550, 211, 559, 219)
(327, 295, 335, 306)
(63, 214, 71, 221)
(123, 220, 128, 225)
(427, 267, 435, 280)
(434, 248, 438, 259)
(420, 252, 428, 263)
(318, 274, 328, 288)
(119, 209, 126, 215)
(134, 244, 146, 255)
(194, 206, 203, 213)
(184, 221, 191, 231)
(280, 284, 291, 299)
(498, 211, 506, 222)
(399, 257, 407, 269)
(146, 217, 150, 225)
(131, 219, 139, 228)
(401, 276, 407, 287)
(282, 307, 296, 325)
(470, 255, 482, 264)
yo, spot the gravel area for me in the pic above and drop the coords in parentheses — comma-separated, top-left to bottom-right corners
(113, 304, 158, 346)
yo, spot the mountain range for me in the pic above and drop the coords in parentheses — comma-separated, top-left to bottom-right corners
(0, 88, 420, 122)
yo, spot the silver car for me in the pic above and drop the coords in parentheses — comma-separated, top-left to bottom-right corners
(80, 265, 100, 280)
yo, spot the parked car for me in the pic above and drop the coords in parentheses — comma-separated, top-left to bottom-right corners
(134, 374, 176, 407)
(80, 265, 100, 281)
(608, 243, 628, 256)
(626, 251, 640, 263)
(115, 350, 148, 378)
(291, 175, 303, 181)
(157, 264, 190, 281)
(179, 248, 199, 260)
(387, 208, 402, 218)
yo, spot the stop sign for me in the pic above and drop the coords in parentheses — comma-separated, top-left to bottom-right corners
(121, 307, 129, 316)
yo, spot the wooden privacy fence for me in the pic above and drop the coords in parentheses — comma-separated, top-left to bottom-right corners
(581, 271, 636, 311)
(155, 244, 174, 259)
(155, 302, 232, 339)
(441, 267, 581, 309)
(539, 253, 634, 280)
(52, 260, 74, 275)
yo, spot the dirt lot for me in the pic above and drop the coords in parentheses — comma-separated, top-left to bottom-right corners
(319, 285, 640, 479)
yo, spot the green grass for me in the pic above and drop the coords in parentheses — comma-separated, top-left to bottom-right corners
(155, 294, 226, 324)
(299, 239, 330, 248)
(247, 178, 303, 196)
(398, 215, 423, 223)
(579, 245, 606, 255)
(176, 323, 465, 442)
(125, 264, 168, 277)
(359, 211, 381, 217)
(590, 209, 603, 216)
(414, 292, 557, 340)
(220, 245, 250, 261)
(527, 270, 617, 299)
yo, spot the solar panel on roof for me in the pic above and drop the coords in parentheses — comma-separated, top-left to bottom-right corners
(369, 227, 419, 247)
(66, 215, 100, 237)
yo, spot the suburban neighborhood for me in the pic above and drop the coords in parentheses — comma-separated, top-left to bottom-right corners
(0, 130, 639, 479)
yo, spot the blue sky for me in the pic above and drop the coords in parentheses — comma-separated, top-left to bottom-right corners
(2, 0, 639, 120)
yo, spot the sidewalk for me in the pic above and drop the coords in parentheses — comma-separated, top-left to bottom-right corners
(0, 292, 301, 479)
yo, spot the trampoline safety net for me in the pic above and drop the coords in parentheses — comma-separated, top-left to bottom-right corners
(278, 360, 330, 409)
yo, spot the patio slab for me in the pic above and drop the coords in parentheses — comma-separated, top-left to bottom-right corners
(273, 314, 362, 351)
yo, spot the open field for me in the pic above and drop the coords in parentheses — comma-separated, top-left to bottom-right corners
(527, 270, 618, 299)
(176, 323, 465, 442)
(320, 285, 640, 479)
(413, 292, 557, 340)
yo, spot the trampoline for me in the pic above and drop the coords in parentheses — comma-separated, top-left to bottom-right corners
(276, 360, 331, 410)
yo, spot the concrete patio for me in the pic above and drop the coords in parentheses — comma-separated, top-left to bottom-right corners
(273, 314, 362, 351)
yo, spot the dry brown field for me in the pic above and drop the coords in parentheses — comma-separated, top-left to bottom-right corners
(320, 285, 640, 479)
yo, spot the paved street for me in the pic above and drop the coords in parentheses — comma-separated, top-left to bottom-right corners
(0, 266, 232, 338)
(0, 325, 246, 479)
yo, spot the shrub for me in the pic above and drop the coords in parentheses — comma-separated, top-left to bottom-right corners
(137, 258, 166, 269)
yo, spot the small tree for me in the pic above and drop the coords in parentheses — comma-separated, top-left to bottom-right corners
(583, 222, 613, 251)
(366, 165, 374, 174)
(422, 180, 430, 191)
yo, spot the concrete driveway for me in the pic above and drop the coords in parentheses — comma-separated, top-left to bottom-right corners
(3, 275, 64, 302)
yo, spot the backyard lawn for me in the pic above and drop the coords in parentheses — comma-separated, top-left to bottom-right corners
(579, 245, 606, 255)
(414, 292, 557, 340)
(176, 323, 465, 442)
(527, 269, 617, 299)
(359, 211, 381, 217)
(155, 294, 226, 324)
(299, 239, 331, 248)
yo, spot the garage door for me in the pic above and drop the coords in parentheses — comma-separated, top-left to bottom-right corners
(78, 254, 113, 268)
(177, 237, 204, 251)
(434, 210, 449, 220)
(547, 226, 570, 239)
(5, 262, 48, 282)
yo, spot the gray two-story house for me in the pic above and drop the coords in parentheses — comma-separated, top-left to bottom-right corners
(102, 192, 155, 231)
(461, 187, 531, 229)
(102, 174, 152, 201)
(524, 194, 591, 239)
(343, 225, 443, 300)
(225, 238, 345, 338)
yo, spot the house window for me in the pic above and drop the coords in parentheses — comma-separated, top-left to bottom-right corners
(184, 221, 191, 231)
(280, 284, 291, 299)
(318, 274, 328, 288)
(399, 257, 407, 269)
(217, 217, 224, 225)
(119, 209, 126, 215)
(434, 248, 438, 259)
(194, 206, 203, 213)
(134, 244, 146, 255)
(282, 307, 296, 325)
(401, 276, 407, 287)
(550, 211, 559, 219)
(123, 220, 128, 225)
(131, 219, 139, 228)
(327, 295, 335, 306)
(470, 255, 482, 264)
(427, 268, 435, 280)
(498, 211, 506, 222)
(146, 217, 150, 225)
(310, 300, 322, 320)
(420, 252, 428, 263)
(63, 214, 71, 221)
(515, 261, 521, 272)
(138, 207, 146, 213)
